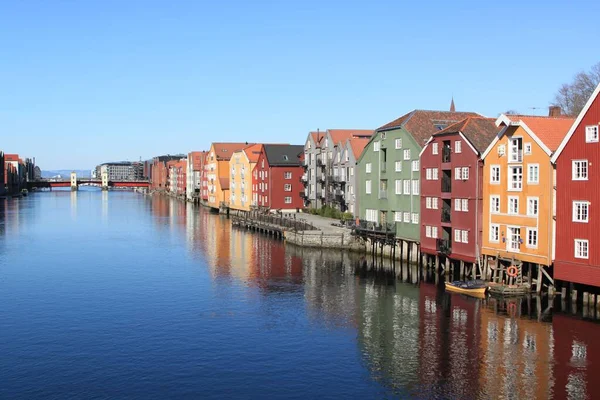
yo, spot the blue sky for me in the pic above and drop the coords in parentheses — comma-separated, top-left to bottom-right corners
(1, 0, 598, 170)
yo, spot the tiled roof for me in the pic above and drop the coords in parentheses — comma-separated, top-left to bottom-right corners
(328, 129, 373, 145)
(188, 151, 206, 170)
(434, 117, 500, 153)
(505, 115, 575, 152)
(377, 110, 482, 146)
(242, 144, 264, 163)
(310, 131, 325, 146)
(4, 154, 19, 162)
(263, 144, 304, 166)
(348, 137, 371, 159)
(212, 143, 254, 161)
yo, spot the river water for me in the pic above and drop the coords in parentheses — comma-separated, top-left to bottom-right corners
(0, 190, 598, 399)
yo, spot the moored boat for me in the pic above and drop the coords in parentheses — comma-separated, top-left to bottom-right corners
(445, 280, 488, 298)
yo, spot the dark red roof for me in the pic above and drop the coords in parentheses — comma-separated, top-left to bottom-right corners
(434, 117, 500, 153)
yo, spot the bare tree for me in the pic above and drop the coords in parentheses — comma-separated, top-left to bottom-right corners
(553, 62, 600, 116)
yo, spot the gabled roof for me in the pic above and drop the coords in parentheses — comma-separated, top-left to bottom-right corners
(212, 143, 254, 161)
(309, 131, 325, 146)
(241, 144, 264, 163)
(328, 129, 373, 145)
(347, 137, 371, 159)
(4, 154, 20, 162)
(481, 114, 575, 159)
(552, 83, 600, 163)
(376, 110, 482, 146)
(263, 144, 304, 166)
(433, 117, 500, 153)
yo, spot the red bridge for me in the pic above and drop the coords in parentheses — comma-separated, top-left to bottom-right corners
(28, 179, 150, 189)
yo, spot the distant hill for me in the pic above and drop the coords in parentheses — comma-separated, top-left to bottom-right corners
(41, 170, 91, 179)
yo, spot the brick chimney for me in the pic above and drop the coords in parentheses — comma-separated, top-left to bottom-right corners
(548, 105, 562, 117)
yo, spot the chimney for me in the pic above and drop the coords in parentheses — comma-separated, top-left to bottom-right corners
(549, 105, 562, 117)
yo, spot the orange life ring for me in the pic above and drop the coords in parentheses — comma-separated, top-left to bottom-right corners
(507, 266, 518, 277)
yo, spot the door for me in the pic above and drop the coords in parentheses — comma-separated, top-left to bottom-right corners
(507, 227, 521, 252)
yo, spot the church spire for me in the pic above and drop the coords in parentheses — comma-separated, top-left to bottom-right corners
(450, 97, 456, 112)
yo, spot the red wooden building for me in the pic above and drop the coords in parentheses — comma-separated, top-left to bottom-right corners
(254, 144, 304, 212)
(420, 117, 499, 266)
(552, 83, 600, 287)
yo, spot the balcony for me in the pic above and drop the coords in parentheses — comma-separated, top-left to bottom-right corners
(442, 147, 452, 163)
(441, 207, 451, 223)
(436, 239, 451, 255)
(441, 171, 452, 193)
(354, 219, 396, 236)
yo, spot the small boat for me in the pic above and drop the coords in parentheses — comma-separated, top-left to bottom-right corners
(445, 280, 488, 298)
(21, 189, 28, 197)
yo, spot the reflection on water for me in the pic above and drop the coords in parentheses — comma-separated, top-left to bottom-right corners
(1, 192, 600, 399)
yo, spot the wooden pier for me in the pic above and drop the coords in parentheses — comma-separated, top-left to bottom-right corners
(230, 211, 318, 239)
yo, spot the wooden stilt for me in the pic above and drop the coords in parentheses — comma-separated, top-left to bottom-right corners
(536, 264, 543, 294)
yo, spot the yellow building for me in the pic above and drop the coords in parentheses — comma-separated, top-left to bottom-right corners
(229, 144, 262, 212)
(481, 114, 574, 271)
(205, 143, 253, 210)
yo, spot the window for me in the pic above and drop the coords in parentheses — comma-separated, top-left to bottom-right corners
(586, 126, 599, 143)
(403, 149, 411, 160)
(455, 198, 462, 211)
(426, 168, 432, 180)
(412, 160, 419, 172)
(572, 160, 588, 180)
(509, 137, 523, 162)
(432, 197, 438, 209)
(404, 212, 410, 223)
(498, 144, 506, 156)
(403, 180, 411, 195)
(395, 138, 402, 149)
(374, 141, 380, 152)
(426, 226, 432, 238)
(490, 165, 500, 184)
(524, 143, 532, 155)
(575, 239, 589, 259)
(455, 141, 462, 153)
(455, 167, 461, 180)
(432, 168, 438, 180)
(394, 212, 402, 222)
(508, 166, 523, 190)
(394, 161, 402, 172)
(366, 180, 372, 194)
(527, 228, 538, 248)
(265, 183, 268, 191)
(366, 209, 378, 222)
(426, 197, 432, 209)
(490, 224, 500, 242)
(432, 143, 438, 155)
(509, 196, 519, 214)
(573, 201, 589, 222)
(412, 180, 419, 195)
(462, 199, 468, 212)
(461, 230, 468, 243)
(284, 184, 292, 191)
(527, 164, 539, 184)
(455, 229, 461, 243)
(527, 197, 539, 216)
(412, 213, 419, 224)
(366, 163, 372, 174)
(284, 172, 292, 179)
(508, 227, 521, 252)
(350, 167, 354, 176)
(284, 197, 292, 204)
(395, 180, 402, 195)
(462, 167, 469, 180)
(432, 226, 438, 238)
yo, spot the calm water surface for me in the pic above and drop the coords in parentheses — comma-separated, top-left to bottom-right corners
(0, 190, 598, 399)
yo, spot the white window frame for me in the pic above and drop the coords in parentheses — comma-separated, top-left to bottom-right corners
(572, 160, 588, 181)
(586, 126, 599, 143)
(403, 149, 411, 160)
(455, 229, 461, 243)
(455, 140, 462, 153)
(432, 168, 438, 180)
(411, 213, 419, 224)
(395, 180, 402, 195)
(366, 163, 372, 174)
(454, 167, 461, 180)
(527, 197, 539, 216)
(403, 212, 410, 223)
(432, 197, 438, 209)
(403, 180, 411, 195)
(394, 211, 402, 222)
(527, 164, 539, 184)
(366, 180, 372, 194)
(573, 201, 589, 223)
(455, 198, 462, 211)
(462, 199, 468, 212)
(461, 230, 468, 243)
(462, 167, 469, 180)
(508, 196, 519, 215)
(395, 138, 402, 149)
(412, 160, 419, 172)
(284, 172, 292, 179)
(575, 239, 589, 259)
(490, 165, 501, 184)
(426, 197, 432, 209)
(508, 166, 523, 191)
(426, 168, 432, 180)
(395, 161, 402, 172)
(490, 224, 500, 242)
(527, 228, 538, 249)
(524, 143, 532, 155)
(490, 195, 500, 213)
(284, 197, 292, 204)
(432, 226, 438, 238)
(432, 143, 438, 155)
(373, 141, 380, 152)
(426, 226, 432, 238)
(284, 183, 292, 192)
(412, 180, 419, 195)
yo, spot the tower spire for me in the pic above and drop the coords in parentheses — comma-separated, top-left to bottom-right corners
(450, 97, 456, 112)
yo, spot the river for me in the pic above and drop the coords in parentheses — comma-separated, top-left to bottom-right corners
(0, 190, 598, 399)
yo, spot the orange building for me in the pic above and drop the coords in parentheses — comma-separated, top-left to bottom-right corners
(229, 144, 263, 212)
(481, 114, 574, 283)
(205, 143, 254, 210)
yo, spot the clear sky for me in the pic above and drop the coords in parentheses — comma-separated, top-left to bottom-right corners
(1, 0, 598, 170)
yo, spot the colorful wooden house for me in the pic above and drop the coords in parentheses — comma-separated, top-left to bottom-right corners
(551, 83, 600, 287)
(420, 117, 500, 270)
(229, 144, 263, 212)
(481, 114, 574, 289)
(205, 143, 254, 210)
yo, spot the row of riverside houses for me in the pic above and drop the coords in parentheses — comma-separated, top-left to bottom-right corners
(0, 152, 38, 197)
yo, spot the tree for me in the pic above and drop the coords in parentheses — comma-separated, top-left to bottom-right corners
(553, 62, 600, 116)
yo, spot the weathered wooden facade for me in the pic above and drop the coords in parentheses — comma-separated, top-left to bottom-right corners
(552, 83, 600, 287)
